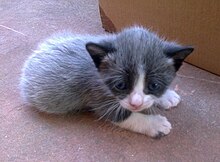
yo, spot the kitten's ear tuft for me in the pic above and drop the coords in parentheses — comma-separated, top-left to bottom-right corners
(164, 43, 194, 71)
(86, 42, 115, 68)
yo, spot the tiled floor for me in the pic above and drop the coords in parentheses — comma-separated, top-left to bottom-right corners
(1, 0, 220, 161)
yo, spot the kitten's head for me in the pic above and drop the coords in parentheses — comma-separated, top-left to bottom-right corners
(86, 26, 193, 112)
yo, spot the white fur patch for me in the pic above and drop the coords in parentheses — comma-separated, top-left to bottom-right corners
(128, 73, 145, 108)
(167, 58, 174, 65)
(119, 72, 155, 111)
(134, 73, 145, 92)
(115, 113, 172, 137)
(155, 89, 181, 109)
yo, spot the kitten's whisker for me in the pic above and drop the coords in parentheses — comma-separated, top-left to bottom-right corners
(92, 101, 115, 111)
(148, 108, 152, 115)
(97, 103, 119, 121)
(110, 68, 125, 74)
(93, 100, 118, 120)
(105, 104, 120, 121)
(149, 107, 153, 115)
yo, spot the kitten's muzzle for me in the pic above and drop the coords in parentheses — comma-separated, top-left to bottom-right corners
(120, 93, 155, 112)
(129, 92, 143, 110)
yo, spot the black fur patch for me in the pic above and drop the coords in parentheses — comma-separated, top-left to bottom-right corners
(165, 46, 194, 71)
(86, 42, 116, 68)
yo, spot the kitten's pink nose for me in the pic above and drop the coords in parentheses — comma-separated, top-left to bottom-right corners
(129, 93, 143, 109)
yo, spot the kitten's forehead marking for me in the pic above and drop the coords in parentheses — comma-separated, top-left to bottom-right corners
(133, 69, 145, 93)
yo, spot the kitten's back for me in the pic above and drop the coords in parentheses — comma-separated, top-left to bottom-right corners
(20, 33, 109, 113)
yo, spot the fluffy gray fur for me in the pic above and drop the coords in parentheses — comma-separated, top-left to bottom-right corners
(20, 26, 193, 124)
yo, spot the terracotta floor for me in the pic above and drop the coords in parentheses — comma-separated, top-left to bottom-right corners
(1, 0, 220, 161)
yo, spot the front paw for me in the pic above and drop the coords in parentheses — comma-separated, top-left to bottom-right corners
(147, 115, 172, 138)
(155, 89, 181, 110)
(115, 113, 171, 138)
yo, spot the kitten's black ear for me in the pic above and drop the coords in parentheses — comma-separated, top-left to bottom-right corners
(86, 42, 115, 68)
(164, 43, 194, 71)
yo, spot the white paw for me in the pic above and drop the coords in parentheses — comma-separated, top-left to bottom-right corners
(147, 115, 172, 138)
(115, 113, 171, 138)
(156, 89, 181, 110)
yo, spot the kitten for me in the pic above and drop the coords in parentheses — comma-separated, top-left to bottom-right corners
(20, 26, 193, 138)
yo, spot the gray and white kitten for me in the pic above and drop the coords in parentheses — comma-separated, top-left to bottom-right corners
(20, 26, 193, 138)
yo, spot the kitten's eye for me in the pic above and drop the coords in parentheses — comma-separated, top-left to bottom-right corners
(114, 81, 127, 91)
(148, 82, 160, 91)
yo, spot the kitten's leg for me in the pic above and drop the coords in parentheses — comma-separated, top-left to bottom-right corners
(114, 113, 172, 138)
(155, 89, 181, 110)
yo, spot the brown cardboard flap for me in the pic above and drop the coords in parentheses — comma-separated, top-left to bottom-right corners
(99, 0, 220, 75)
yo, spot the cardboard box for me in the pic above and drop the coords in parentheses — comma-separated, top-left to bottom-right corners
(99, 0, 220, 75)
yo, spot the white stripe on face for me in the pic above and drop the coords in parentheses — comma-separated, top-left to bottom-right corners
(134, 73, 145, 92)
(119, 70, 155, 112)
(129, 73, 145, 108)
